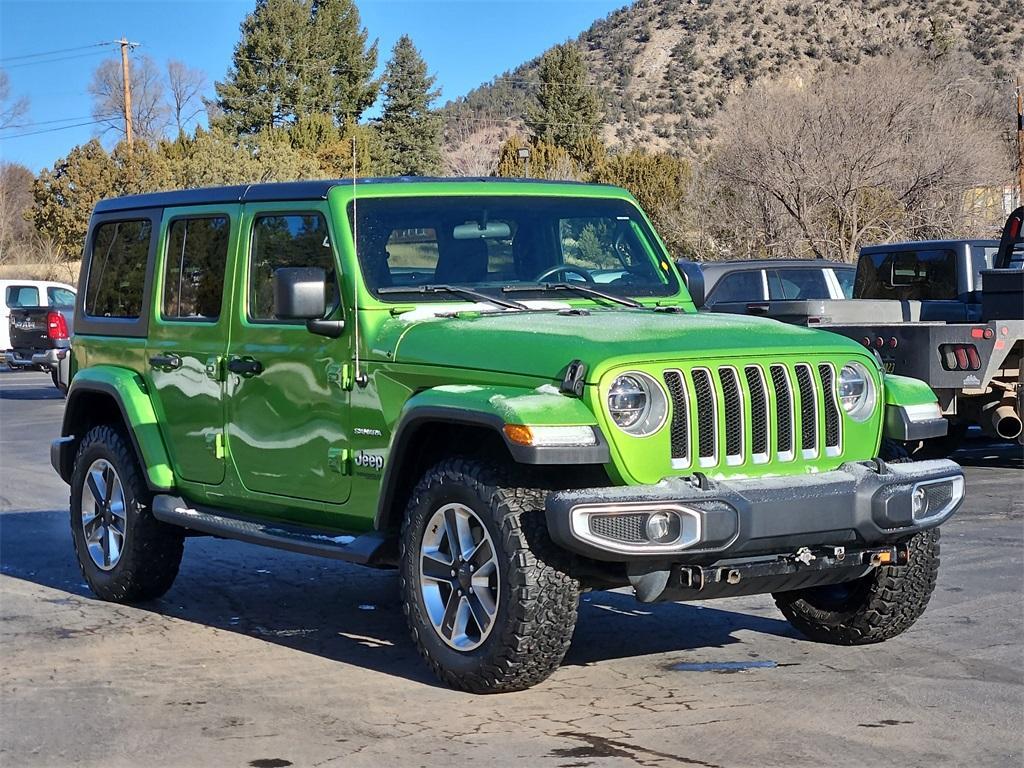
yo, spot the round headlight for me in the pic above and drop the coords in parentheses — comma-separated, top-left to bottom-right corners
(838, 362, 876, 422)
(607, 372, 668, 436)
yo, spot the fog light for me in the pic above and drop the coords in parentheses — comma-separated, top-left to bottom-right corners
(646, 511, 678, 543)
(911, 487, 928, 519)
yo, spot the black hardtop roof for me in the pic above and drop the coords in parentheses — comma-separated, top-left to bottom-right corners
(860, 239, 998, 253)
(92, 176, 611, 214)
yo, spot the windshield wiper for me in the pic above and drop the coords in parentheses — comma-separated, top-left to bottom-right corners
(378, 284, 529, 311)
(502, 282, 644, 309)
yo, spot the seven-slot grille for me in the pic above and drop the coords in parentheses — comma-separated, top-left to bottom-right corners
(664, 363, 841, 469)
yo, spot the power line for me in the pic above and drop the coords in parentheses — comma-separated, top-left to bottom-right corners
(0, 42, 112, 63)
(0, 119, 111, 140)
(2, 50, 115, 70)
(0, 114, 120, 130)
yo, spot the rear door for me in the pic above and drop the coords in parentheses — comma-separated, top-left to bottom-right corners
(224, 202, 352, 507)
(703, 269, 767, 314)
(145, 205, 237, 486)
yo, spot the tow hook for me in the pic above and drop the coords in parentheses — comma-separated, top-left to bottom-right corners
(896, 542, 911, 564)
(794, 547, 816, 565)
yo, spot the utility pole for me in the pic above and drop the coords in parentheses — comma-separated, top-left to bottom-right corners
(1016, 74, 1023, 206)
(118, 37, 136, 146)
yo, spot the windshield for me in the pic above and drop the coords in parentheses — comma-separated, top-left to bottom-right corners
(350, 195, 679, 302)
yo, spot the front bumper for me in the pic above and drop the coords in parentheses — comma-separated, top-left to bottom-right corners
(545, 458, 964, 563)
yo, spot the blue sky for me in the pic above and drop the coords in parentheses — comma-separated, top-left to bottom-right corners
(0, 0, 625, 171)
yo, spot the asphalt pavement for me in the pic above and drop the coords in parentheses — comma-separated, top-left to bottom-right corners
(1, 368, 1021, 768)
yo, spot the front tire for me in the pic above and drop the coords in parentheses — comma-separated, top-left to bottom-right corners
(399, 458, 579, 693)
(70, 425, 184, 602)
(773, 529, 940, 645)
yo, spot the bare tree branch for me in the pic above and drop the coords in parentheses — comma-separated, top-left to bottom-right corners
(701, 55, 1007, 262)
(89, 54, 170, 143)
(0, 69, 30, 129)
(166, 59, 207, 136)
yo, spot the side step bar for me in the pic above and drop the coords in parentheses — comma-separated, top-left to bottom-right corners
(152, 495, 392, 566)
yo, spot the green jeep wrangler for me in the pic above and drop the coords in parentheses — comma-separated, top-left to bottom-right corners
(52, 178, 964, 693)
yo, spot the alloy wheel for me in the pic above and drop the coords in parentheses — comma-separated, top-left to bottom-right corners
(80, 458, 127, 571)
(419, 503, 499, 651)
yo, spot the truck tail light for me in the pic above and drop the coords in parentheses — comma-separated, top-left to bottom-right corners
(939, 343, 981, 371)
(46, 311, 69, 340)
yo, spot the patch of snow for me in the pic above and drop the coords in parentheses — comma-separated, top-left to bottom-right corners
(534, 384, 563, 396)
(434, 384, 484, 394)
(309, 534, 356, 545)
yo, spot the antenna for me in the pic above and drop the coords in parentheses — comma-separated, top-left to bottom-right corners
(351, 135, 367, 388)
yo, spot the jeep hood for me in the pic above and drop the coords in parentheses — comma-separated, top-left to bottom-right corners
(374, 308, 870, 381)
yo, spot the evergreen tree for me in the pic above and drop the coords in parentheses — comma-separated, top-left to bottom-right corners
(214, 0, 378, 135)
(525, 44, 601, 159)
(495, 134, 581, 180)
(308, 0, 379, 122)
(215, 0, 312, 133)
(33, 140, 119, 256)
(378, 35, 443, 176)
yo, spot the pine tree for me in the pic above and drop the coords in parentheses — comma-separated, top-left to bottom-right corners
(378, 35, 443, 176)
(525, 44, 601, 159)
(214, 0, 378, 135)
(308, 0, 379, 122)
(33, 140, 119, 256)
(215, 0, 312, 134)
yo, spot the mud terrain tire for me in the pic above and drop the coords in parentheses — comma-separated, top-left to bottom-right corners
(773, 529, 940, 645)
(400, 458, 579, 693)
(70, 425, 184, 602)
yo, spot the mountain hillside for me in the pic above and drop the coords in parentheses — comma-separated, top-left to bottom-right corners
(443, 0, 1022, 155)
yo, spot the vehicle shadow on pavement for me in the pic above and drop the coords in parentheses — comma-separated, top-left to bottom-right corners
(0, 386, 63, 400)
(1, 509, 799, 687)
(951, 438, 1023, 471)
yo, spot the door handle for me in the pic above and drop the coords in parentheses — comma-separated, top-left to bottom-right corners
(746, 303, 770, 315)
(227, 356, 264, 377)
(149, 353, 182, 370)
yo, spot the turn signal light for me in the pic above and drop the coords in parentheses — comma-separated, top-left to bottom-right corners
(502, 424, 597, 447)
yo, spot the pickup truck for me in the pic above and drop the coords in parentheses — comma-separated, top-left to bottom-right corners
(681, 220, 1023, 451)
(7, 301, 74, 392)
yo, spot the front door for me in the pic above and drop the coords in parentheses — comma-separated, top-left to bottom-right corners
(225, 203, 352, 506)
(145, 206, 235, 485)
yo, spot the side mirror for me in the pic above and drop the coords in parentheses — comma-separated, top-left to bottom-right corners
(273, 267, 346, 338)
(675, 260, 705, 308)
(995, 206, 1023, 270)
(273, 267, 327, 320)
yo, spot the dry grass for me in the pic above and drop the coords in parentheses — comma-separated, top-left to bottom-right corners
(0, 261, 81, 285)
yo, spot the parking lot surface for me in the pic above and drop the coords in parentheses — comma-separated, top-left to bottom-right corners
(1, 369, 1021, 768)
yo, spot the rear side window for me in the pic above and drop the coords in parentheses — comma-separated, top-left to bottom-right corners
(162, 216, 230, 321)
(767, 268, 830, 300)
(47, 287, 75, 307)
(6, 285, 39, 308)
(706, 270, 763, 305)
(854, 249, 957, 300)
(249, 213, 337, 321)
(85, 220, 152, 318)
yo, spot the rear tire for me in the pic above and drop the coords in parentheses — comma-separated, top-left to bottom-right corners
(773, 529, 940, 645)
(70, 425, 184, 602)
(399, 458, 579, 693)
